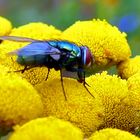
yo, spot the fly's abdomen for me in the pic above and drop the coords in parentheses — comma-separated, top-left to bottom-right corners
(17, 55, 46, 66)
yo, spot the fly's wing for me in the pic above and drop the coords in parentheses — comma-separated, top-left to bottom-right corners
(8, 42, 65, 61)
(0, 36, 41, 42)
(62, 69, 91, 80)
(62, 69, 79, 79)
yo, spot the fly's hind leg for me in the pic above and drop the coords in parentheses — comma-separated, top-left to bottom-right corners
(14, 66, 28, 73)
(9, 57, 33, 73)
(8, 66, 33, 73)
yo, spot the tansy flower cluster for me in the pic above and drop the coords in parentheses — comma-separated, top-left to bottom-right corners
(0, 16, 140, 140)
(86, 72, 140, 133)
(0, 65, 43, 135)
(117, 56, 140, 79)
(0, 16, 12, 36)
(9, 117, 83, 140)
(35, 78, 104, 137)
(88, 128, 140, 140)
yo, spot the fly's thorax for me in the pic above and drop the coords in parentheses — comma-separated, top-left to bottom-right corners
(80, 47, 94, 68)
(56, 41, 81, 57)
(49, 41, 82, 67)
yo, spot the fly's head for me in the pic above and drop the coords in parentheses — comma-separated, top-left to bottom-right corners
(80, 46, 94, 69)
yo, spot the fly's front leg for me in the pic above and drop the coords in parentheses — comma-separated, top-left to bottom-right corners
(78, 70, 94, 98)
(45, 68, 50, 81)
(60, 69, 67, 101)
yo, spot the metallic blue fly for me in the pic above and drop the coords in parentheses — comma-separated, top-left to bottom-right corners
(0, 36, 94, 100)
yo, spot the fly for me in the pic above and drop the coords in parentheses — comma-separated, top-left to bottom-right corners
(0, 36, 95, 100)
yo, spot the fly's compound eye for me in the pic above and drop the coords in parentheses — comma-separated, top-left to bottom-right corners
(81, 47, 94, 68)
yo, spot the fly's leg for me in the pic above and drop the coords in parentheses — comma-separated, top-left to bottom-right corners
(14, 66, 28, 73)
(8, 66, 28, 73)
(45, 68, 50, 81)
(8, 57, 28, 73)
(84, 81, 90, 87)
(79, 71, 94, 98)
(8, 66, 36, 73)
(83, 81, 94, 98)
(60, 69, 67, 101)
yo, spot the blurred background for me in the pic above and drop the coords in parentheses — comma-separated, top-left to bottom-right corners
(0, 0, 140, 57)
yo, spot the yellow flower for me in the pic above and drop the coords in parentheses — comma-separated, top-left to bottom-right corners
(117, 56, 140, 79)
(0, 16, 12, 36)
(88, 128, 140, 140)
(86, 71, 140, 132)
(61, 19, 131, 73)
(0, 65, 44, 134)
(0, 22, 61, 85)
(9, 117, 83, 140)
(127, 72, 140, 110)
(35, 78, 104, 137)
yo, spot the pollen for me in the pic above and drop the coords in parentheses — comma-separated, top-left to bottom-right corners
(86, 71, 140, 133)
(0, 22, 61, 85)
(61, 19, 131, 67)
(9, 117, 83, 140)
(117, 56, 140, 79)
(88, 128, 140, 140)
(0, 65, 44, 134)
(35, 78, 104, 137)
(0, 16, 12, 36)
